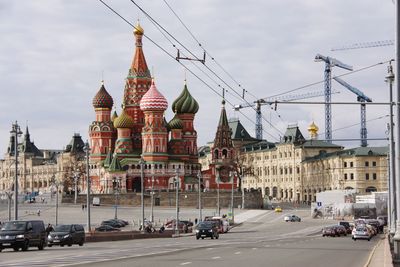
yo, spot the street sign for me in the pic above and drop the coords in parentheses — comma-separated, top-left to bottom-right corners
(317, 202, 322, 207)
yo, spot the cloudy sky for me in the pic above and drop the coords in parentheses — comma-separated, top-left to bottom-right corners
(0, 0, 395, 155)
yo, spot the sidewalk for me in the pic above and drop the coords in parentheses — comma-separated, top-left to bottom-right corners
(366, 234, 393, 267)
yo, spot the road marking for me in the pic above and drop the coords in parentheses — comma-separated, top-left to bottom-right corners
(180, 262, 192, 265)
(206, 248, 214, 250)
(212, 256, 221, 259)
(264, 244, 271, 247)
(234, 251, 241, 254)
(252, 248, 257, 250)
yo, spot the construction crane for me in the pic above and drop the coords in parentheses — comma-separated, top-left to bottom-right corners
(315, 54, 353, 143)
(233, 90, 338, 140)
(333, 77, 372, 147)
(331, 40, 394, 51)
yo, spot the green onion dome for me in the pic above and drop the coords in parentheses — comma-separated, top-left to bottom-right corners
(168, 114, 183, 129)
(92, 82, 114, 109)
(171, 82, 199, 114)
(113, 109, 134, 129)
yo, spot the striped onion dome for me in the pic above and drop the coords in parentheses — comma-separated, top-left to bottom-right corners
(113, 109, 134, 129)
(168, 114, 183, 129)
(140, 80, 168, 111)
(92, 82, 114, 109)
(171, 82, 199, 114)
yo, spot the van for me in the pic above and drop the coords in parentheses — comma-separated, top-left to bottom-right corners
(93, 197, 100, 206)
(0, 220, 47, 252)
(48, 224, 85, 247)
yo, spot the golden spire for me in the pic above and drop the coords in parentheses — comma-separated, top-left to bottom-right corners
(133, 19, 144, 35)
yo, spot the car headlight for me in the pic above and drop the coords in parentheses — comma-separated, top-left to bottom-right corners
(48, 235, 53, 240)
(16, 234, 24, 239)
(63, 234, 71, 239)
(195, 230, 199, 233)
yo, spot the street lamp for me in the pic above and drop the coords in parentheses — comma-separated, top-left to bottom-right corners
(217, 169, 220, 216)
(113, 177, 121, 220)
(230, 171, 235, 224)
(175, 168, 180, 236)
(198, 170, 202, 223)
(51, 175, 59, 226)
(73, 172, 79, 205)
(84, 141, 91, 232)
(5, 190, 13, 221)
(139, 157, 145, 233)
(150, 176, 155, 223)
(10, 121, 22, 220)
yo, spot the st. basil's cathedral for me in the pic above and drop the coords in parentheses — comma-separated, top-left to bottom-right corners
(88, 23, 203, 194)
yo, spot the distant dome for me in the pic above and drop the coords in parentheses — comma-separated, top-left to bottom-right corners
(172, 82, 199, 114)
(308, 121, 319, 132)
(168, 115, 183, 129)
(134, 22, 144, 36)
(113, 110, 134, 128)
(140, 80, 168, 111)
(92, 82, 114, 109)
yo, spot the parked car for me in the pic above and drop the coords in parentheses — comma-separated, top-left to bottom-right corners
(204, 217, 227, 233)
(47, 224, 85, 247)
(195, 222, 219, 240)
(180, 220, 194, 233)
(95, 225, 121, 232)
(322, 225, 339, 237)
(0, 220, 47, 252)
(338, 221, 352, 234)
(101, 219, 125, 228)
(275, 206, 282, 212)
(334, 225, 347, 236)
(352, 226, 372, 241)
(284, 215, 301, 222)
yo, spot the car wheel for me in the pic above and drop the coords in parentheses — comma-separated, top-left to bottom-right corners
(201, 237, 204, 239)
(79, 240, 84, 246)
(48, 244, 52, 247)
(368, 238, 371, 241)
(13, 247, 20, 251)
(196, 236, 200, 240)
(298, 219, 301, 222)
(211, 234, 214, 240)
(216, 234, 219, 240)
(21, 240, 29, 251)
(60, 245, 64, 247)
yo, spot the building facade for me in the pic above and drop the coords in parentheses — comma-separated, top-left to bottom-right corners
(87, 23, 201, 194)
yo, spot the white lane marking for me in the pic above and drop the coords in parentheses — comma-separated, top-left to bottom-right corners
(206, 248, 213, 250)
(212, 256, 221, 259)
(180, 262, 192, 265)
(234, 251, 241, 255)
(264, 245, 271, 247)
(252, 248, 257, 250)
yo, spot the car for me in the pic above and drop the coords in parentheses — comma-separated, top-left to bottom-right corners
(334, 225, 347, 236)
(322, 225, 339, 237)
(195, 222, 219, 240)
(0, 220, 47, 252)
(352, 226, 372, 241)
(275, 206, 282, 212)
(180, 220, 194, 233)
(101, 219, 125, 228)
(338, 221, 352, 234)
(284, 215, 301, 222)
(95, 225, 121, 232)
(47, 224, 85, 247)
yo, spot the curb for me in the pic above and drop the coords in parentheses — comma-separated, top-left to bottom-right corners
(364, 236, 385, 267)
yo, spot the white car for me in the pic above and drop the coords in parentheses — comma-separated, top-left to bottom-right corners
(284, 215, 301, 222)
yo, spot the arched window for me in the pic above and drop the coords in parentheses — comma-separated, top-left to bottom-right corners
(214, 149, 219, 159)
(366, 186, 377, 193)
(222, 149, 228, 158)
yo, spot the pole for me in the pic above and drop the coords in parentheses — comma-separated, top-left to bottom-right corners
(231, 172, 234, 224)
(114, 178, 118, 220)
(6, 192, 12, 221)
(393, 0, 400, 260)
(387, 61, 396, 236)
(13, 121, 20, 220)
(150, 176, 154, 222)
(74, 174, 78, 205)
(85, 141, 91, 233)
(241, 173, 245, 209)
(217, 171, 220, 216)
(56, 183, 59, 226)
(140, 157, 145, 233)
(175, 169, 179, 236)
(198, 170, 202, 222)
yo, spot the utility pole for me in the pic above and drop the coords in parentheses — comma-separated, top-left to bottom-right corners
(5, 191, 13, 221)
(175, 168, 180, 236)
(85, 141, 91, 232)
(386, 60, 396, 236)
(217, 171, 220, 216)
(51, 175, 59, 226)
(150, 176, 154, 223)
(198, 170, 202, 222)
(73, 173, 79, 205)
(11, 121, 22, 220)
(113, 177, 120, 220)
(230, 171, 235, 224)
(139, 157, 145, 233)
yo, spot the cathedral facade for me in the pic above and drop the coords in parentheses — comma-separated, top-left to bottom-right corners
(88, 24, 201, 194)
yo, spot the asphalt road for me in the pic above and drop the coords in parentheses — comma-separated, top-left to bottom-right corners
(0, 206, 379, 267)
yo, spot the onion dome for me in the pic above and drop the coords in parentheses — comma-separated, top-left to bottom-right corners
(140, 80, 168, 111)
(113, 109, 134, 128)
(171, 81, 199, 114)
(308, 121, 319, 132)
(134, 22, 144, 36)
(168, 114, 183, 129)
(111, 110, 118, 122)
(92, 81, 114, 109)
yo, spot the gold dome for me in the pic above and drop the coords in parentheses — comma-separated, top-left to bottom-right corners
(308, 121, 319, 132)
(134, 22, 144, 36)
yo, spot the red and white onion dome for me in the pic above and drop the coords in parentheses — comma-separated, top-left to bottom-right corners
(140, 80, 168, 111)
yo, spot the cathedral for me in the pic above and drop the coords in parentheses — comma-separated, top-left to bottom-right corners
(88, 23, 201, 194)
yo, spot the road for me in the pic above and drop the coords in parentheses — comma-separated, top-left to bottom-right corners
(0, 207, 379, 267)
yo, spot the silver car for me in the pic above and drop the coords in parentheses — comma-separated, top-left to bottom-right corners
(284, 215, 301, 222)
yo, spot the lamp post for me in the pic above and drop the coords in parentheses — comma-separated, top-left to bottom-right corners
(217, 170, 220, 216)
(230, 171, 235, 224)
(113, 177, 121, 220)
(10, 121, 22, 220)
(5, 190, 13, 221)
(51, 175, 59, 226)
(386, 60, 396, 236)
(84, 141, 91, 232)
(150, 176, 154, 222)
(139, 157, 145, 233)
(175, 168, 180, 236)
(73, 173, 79, 205)
(198, 170, 202, 222)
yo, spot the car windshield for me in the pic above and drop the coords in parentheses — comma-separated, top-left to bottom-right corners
(54, 225, 71, 232)
(198, 222, 212, 228)
(1, 221, 26, 231)
(356, 227, 366, 231)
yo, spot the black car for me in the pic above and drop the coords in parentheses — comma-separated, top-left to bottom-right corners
(338, 221, 352, 234)
(48, 224, 85, 247)
(101, 219, 125, 228)
(0, 220, 47, 252)
(195, 222, 219, 240)
(95, 225, 121, 232)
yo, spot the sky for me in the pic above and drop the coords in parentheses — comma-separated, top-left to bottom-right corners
(0, 0, 395, 155)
